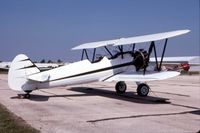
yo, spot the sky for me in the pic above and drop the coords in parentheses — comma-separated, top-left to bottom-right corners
(0, 0, 199, 62)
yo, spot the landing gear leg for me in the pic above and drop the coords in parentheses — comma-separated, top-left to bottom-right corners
(137, 83, 150, 97)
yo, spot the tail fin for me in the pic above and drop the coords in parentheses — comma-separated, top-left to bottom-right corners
(8, 54, 40, 91)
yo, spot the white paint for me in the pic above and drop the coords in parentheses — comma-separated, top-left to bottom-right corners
(72, 29, 190, 50)
(8, 29, 190, 92)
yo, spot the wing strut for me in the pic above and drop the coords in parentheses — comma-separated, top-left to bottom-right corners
(159, 39, 168, 70)
(143, 41, 154, 75)
(104, 46, 113, 58)
(132, 43, 135, 52)
(143, 39, 168, 74)
(81, 49, 89, 60)
(92, 48, 96, 62)
(118, 45, 124, 59)
(153, 42, 159, 70)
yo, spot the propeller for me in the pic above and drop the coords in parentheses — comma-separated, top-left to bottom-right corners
(132, 42, 155, 75)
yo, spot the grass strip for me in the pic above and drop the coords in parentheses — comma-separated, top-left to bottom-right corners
(0, 103, 40, 133)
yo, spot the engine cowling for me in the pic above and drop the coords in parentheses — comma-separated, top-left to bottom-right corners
(133, 49, 149, 71)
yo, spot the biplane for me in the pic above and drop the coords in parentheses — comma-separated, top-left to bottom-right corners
(8, 29, 190, 98)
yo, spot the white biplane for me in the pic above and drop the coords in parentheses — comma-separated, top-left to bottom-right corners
(8, 29, 190, 98)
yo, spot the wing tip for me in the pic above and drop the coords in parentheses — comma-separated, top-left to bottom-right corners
(179, 29, 191, 34)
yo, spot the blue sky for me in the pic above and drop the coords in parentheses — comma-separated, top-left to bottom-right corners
(0, 0, 199, 62)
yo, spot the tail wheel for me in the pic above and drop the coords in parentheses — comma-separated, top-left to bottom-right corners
(137, 83, 150, 96)
(24, 90, 32, 99)
(25, 94, 31, 99)
(115, 81, 127, 94)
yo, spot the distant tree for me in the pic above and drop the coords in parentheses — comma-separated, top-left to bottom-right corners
(40, 59, 45, 63)
(57, 59, 62, 63)
(47, 60, 53, 63)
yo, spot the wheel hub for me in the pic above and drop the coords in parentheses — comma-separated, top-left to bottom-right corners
(141, 86, 148, 95)
(119, 84, 125, 91)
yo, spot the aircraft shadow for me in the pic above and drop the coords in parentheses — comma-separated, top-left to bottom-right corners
(68, 87, 170, 104)
(10, 87, 170, 104)
(10, 94, 50, 102)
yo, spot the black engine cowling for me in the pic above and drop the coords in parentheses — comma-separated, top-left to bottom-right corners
(133, 49, 149, 71)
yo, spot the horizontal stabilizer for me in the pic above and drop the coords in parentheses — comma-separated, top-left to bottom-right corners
(28, 74, 50, 82)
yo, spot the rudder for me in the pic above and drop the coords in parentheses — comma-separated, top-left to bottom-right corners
(8, 54, 40, 91)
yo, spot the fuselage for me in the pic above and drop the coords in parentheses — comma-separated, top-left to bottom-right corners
(29, 54, 135, 90)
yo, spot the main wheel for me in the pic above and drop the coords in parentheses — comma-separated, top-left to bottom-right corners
(137, 83, 150, 96)
(115, 81, 127, 94)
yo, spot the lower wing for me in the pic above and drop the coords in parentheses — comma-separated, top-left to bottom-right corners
(104, 71, 180, 82)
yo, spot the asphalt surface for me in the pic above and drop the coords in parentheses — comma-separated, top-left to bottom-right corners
(0, 74, 199, 133)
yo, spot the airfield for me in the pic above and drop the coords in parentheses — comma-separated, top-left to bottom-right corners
(0, 73, 199, 133)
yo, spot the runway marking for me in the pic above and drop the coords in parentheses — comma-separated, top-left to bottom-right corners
(170, 103, 200, 110)
(87, 109, 200, 123)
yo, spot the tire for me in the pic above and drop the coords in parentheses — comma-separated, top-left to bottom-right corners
(25, 90, 32, 93)
(137, 83, 150, 96)
(24, 90, 32, 99)
(115, 81, 127, 94)
(25, 94, 31, 99)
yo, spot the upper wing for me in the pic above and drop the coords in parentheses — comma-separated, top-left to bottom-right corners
(114, 30, 190, 46)
(103, 71, 180, 82)
(72, 29, 190, 50)
(72, 39, 117, 50)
